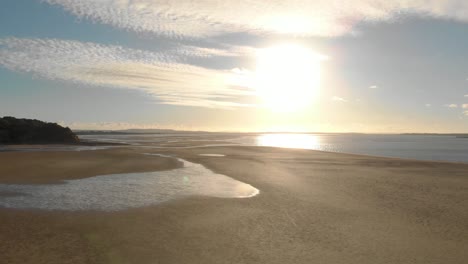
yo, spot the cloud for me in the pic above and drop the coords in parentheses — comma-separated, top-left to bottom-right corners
(0, 37, 256, 108)
(369, 85, 378, 89)
(174, 44, 257, 58)
(464, 111, 468, 116)
(44, 0, 468, 38)
(463, 104, 468, 109)
(444, 104, 458, 108)
(464, 94, 468, 97)
(331, 96, 347, 102)
(425, 103, 431, 107)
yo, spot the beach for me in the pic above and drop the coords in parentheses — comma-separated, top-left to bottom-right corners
(0, 148, 182, 184)
(1, 146, 467, 263)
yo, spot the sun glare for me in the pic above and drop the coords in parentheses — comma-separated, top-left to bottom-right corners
(255, 44, 325, 112)
(257, 134, 321, 149)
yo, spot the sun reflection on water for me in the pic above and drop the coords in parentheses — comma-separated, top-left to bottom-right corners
(256, 134, 320, 150)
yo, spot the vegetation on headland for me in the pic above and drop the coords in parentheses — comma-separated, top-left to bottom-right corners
(0, 116, 79, 144)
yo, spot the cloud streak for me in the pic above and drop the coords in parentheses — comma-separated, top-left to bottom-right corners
(0, 37, 255, 108)
(331, 96, 347, 102)
(461, 104, 468, 116)
(45, 0, 468, 38)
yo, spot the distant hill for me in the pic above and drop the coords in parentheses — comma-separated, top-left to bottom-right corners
(74, 129, 176, 135)
(0, 116, 79, 144)
(401, 133, 468, 138)
(74, 129, 209, 135)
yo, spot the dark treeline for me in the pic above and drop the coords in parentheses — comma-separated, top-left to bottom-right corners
(0, 116, 79, 144)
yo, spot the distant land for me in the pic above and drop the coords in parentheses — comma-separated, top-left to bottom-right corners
(401, 133, 468, 138)
(74, 129, 177, 135)
(0, 116, 79, 144)
(73, 129, 221, 135)
(75, 130, 468, 138)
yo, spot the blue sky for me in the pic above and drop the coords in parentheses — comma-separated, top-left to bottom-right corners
(1, 0, 468, 132)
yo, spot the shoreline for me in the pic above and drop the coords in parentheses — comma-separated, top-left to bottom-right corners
(1, 141, 468, 164)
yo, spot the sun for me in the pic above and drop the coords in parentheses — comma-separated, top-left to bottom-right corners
(255, 44, 325, 112)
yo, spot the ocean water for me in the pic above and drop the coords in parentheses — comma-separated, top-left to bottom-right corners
(236, 133, 468, 163)
(79, 133, 468, 163)
(0, 155, 258, 211)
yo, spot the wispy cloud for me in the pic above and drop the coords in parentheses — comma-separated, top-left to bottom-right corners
(369, 85, 378, 89)
(444, 104, 458, 108)
(174, 44, 257, 58)
(425, 103, 431, 107)
(0, 37, 255, 108)
(462, 104, 468, 116)
(464, 94, 468, 97)
(45, 0, 468, 38)
(331, 96, 347, 102)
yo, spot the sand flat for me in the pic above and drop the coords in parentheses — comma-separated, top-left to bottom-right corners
(0, 146, 467, 264)
(0, 148, 182, 184)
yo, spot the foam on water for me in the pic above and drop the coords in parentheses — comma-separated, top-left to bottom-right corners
(199, 154, 225, 157)
(0, 155, 259, 211)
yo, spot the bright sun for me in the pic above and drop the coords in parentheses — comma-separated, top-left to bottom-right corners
(255, 44, 325, 112)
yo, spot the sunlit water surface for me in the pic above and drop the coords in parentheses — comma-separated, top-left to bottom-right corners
(239, 133, 468, 163)
(0, 155, 258, 211)
(79, 133, 468, 163)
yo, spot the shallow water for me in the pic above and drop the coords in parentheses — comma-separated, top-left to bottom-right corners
(0, 155, 258, 211)
(80, 133, 468, 163)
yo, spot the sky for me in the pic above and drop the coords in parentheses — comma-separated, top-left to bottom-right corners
(1, 0, 468, 133)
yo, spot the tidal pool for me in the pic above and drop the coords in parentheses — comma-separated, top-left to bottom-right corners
(0, 155, 258, 211)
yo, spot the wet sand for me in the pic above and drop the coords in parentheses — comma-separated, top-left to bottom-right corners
(1, 146, 467, 263)
(0, 148, 181, 184)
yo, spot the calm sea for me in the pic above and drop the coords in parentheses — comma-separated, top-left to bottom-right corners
(235, 134, 468, 163)
(79, 133, 468, 164)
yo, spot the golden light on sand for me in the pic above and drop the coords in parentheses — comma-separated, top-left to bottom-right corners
(255, 44, 325, 112)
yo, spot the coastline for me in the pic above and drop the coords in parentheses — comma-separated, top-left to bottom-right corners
(0, 145, 467, 263)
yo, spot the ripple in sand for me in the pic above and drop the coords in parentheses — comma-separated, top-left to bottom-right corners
(0, 155, 258, 211)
